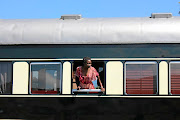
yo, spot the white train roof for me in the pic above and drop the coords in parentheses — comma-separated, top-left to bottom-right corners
(0, 14, 180, 44)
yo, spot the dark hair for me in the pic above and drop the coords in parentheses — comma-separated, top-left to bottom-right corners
(83, 57, 91, 63)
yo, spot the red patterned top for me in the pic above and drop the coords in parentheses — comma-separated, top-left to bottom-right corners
(76, 66, 99, 89)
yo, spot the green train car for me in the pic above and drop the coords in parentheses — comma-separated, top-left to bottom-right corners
(0, 13, 180, 119)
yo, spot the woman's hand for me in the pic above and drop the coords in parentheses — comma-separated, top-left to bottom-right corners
(101, 87, 105, 92)
(77, 86, 81, 90)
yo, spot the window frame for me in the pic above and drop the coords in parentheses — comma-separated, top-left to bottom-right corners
(29, 62, 62, 95)
(124, 61, 158, 95)
(71, 60, 106, 95)
(0, 62, 13, 95)
(169, 61, 180, 95)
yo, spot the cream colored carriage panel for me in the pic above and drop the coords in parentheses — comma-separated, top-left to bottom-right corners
(62, 62, 71, 94)
(159, 61, 168, 95)
(106, 61, 123, 95)
(13, 62, 29, 94)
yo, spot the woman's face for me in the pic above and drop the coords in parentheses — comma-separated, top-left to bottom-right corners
(84, 60, 92, 68)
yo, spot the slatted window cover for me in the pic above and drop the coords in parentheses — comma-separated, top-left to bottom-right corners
(170, 63, 180, 94)
(126, 63, 157, 95)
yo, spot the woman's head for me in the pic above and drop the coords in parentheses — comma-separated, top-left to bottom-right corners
(83, 57, 92, 68)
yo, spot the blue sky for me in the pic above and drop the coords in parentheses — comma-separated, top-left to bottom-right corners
(0, 0, 179, 19)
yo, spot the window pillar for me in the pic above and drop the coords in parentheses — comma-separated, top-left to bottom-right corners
(62, 61, 71, 94)
(159, 61, 168, 95)
(13, 62, 29, 94)
(106, 61, 123, 95)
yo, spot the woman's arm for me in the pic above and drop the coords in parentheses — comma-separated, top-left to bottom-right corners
(97, 75, 105, 92)
(76, 76, 81, 90)
(75, 67, 81, 90)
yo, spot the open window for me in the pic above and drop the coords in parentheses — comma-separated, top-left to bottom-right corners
(125, 61, 158, 95)
(30, 62, 62, 94)
(72, 60, 105, 94)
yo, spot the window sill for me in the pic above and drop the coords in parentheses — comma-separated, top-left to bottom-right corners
(72, 89, 103, 94)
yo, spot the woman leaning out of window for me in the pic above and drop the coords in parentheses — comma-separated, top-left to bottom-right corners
(75, 57, 105, 92)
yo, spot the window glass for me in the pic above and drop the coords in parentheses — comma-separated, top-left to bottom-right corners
(72, 60, 105, 94)
(0, 62, 12, 94)
(30, 62, 61, 94)
(125, 62, 157, 95)
(170, 62, 180, 95)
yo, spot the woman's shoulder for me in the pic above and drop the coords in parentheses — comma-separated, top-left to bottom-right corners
(90, 66, 99, 76)
(90, 66, 97, 71)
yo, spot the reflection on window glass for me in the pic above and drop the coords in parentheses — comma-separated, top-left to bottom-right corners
(126, 62, 157, 95)
(0, 62, 12, 94)
(32, 71, 38, 89)
(170, 62, 180, 95)
(31, 63, 61, 94)
(45, 70, 57, 90)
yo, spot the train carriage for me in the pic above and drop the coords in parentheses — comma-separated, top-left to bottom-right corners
(0, 13, 180, 97)
(0, 13, 180, 119)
